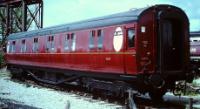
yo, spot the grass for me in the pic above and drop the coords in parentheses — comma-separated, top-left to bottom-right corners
(183, 91, 199, 96)
(182, 78, 200, 96)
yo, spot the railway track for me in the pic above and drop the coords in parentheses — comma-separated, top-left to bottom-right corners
(10, 76, 200, 109)
(1, 68, 200, 109)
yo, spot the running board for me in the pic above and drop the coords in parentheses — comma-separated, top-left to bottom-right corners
(27, 71, 80, 85)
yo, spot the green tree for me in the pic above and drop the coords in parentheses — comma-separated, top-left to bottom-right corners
(0, 7, 31, 67)
(0, 7, 7, 51)
(0, 7, 32, 47)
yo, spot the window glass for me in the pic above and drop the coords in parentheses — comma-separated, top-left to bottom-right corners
(97, 30, 101, 36)
(33, 38, 39, 53)
(46, 36, 55, 52)
(7, 42, 10, 53)
(64, 34, 70, 51)
(12, 41, 16, 53)
(128, 29, 135, 47)
(89, 31, 95, 49)
(9, 41, 16, 53)
(163, 21, 173, 47)
(92, 30, 95, 37)
(97, 30, 103, 49)
(190, 37, 200, 42)
(21, 39, 26, 53)
(71, 33, 76, 51)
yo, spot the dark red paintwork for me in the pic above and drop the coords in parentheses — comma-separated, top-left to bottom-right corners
(6, 24, 137, 74)
(6, 5, 190, 82)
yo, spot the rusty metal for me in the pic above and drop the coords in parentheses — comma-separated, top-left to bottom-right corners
(0, 0, 43, 37)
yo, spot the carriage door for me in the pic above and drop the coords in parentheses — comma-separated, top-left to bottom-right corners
(159, 19, 183, 72)
(125, 27, 137, 75)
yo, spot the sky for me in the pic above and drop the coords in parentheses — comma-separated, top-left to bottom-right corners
(43, 0, 200, 31)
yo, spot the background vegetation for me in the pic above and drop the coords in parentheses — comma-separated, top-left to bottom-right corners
(0, 51, 3, 67)
(0, 7, 28, 68)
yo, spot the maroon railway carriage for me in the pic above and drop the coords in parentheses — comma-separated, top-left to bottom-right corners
(190, 31, 200, 73)
(5, 5, 191, 99)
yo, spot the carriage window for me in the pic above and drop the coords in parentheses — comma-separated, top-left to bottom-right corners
(194, 40, 198, 42)
(33, 38, 39, 53)
(71, 33, 76, 51)
(92, 30, 95, 37)
(46, 36, 55, 52)
(89, 30, 95, 49)
(64, 34, 70, 51)
(97, 30, 101, 36)
(128, 28, 135, 47)
(97, 29, 103, 49)
(9, 41, 16, 53)
(163, 21, 173, 47)
(21, 39, 26, 53)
